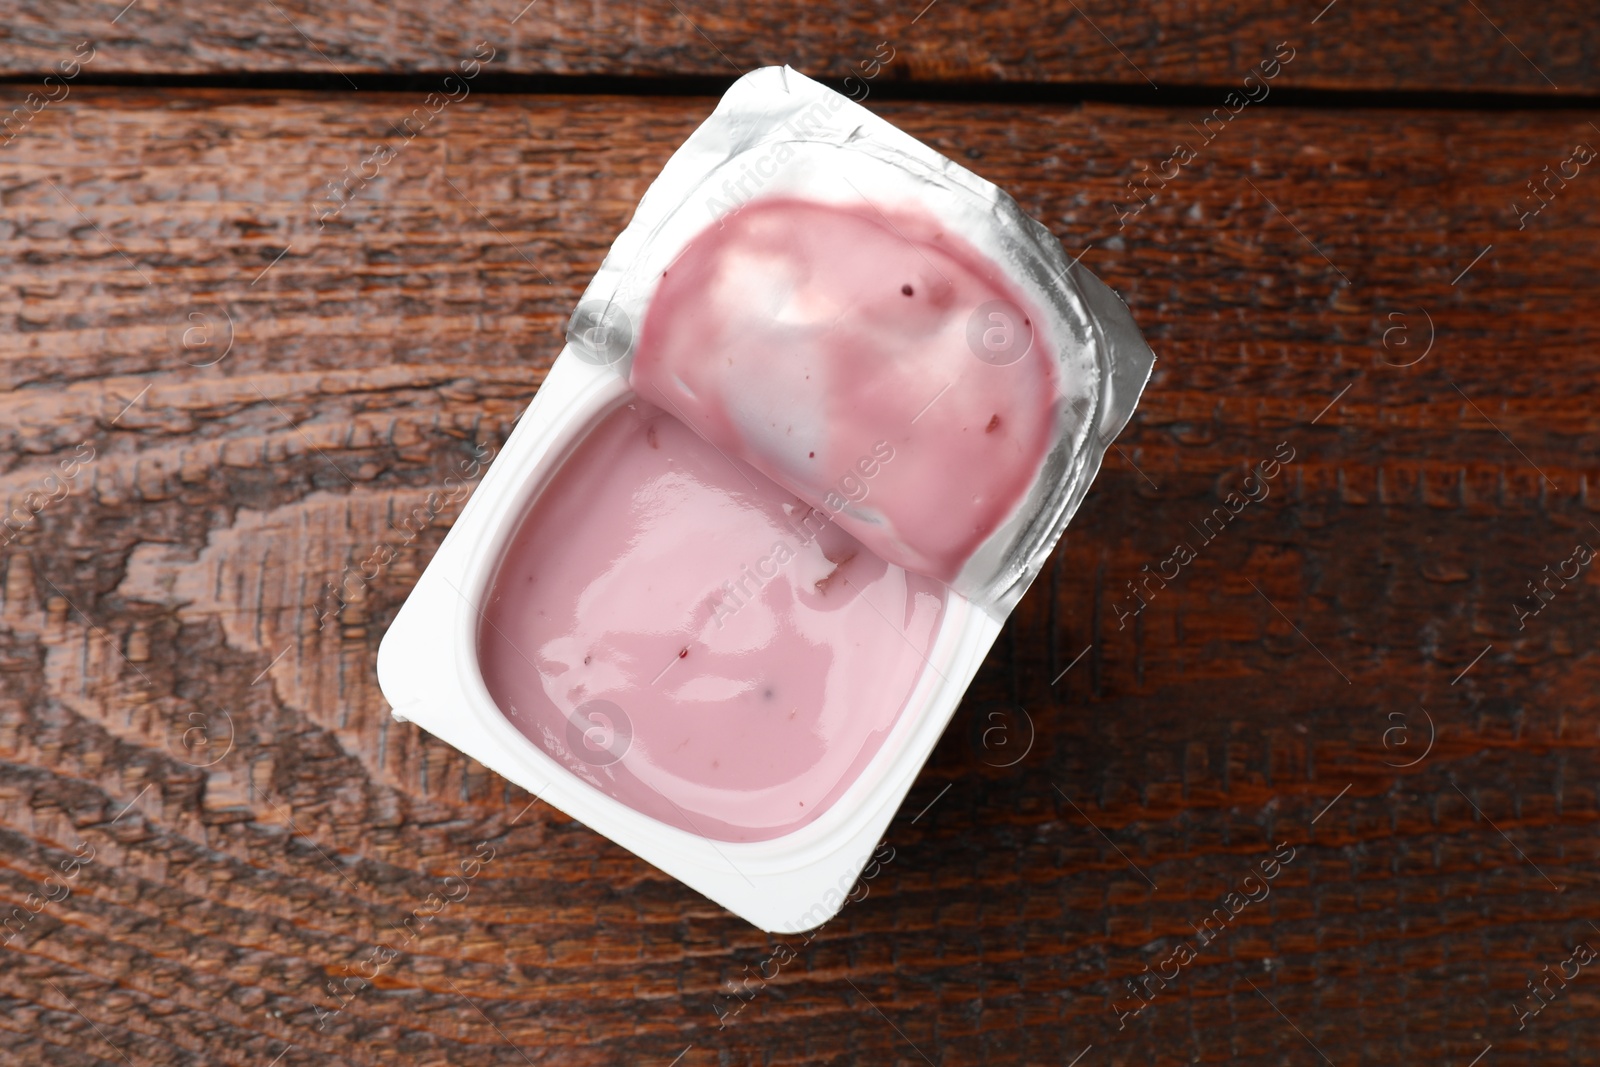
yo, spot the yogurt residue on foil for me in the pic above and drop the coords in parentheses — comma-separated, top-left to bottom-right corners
(631, 197, 1058, 583)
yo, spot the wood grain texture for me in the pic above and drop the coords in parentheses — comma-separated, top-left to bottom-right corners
(1, 0, 1597, 94)
(1, 86, 1599, 1066)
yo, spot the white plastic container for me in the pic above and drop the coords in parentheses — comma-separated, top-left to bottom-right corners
(377, 67, 1153, 932)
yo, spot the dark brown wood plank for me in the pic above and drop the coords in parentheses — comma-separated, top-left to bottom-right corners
(1, 0, 1597, 94)
(1, 87, 1598, 1066)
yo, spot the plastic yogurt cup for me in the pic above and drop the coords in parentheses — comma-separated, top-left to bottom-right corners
(377, 66, 1154, 931)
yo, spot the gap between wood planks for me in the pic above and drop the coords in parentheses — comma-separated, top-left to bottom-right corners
(2, 70, 1599, 110)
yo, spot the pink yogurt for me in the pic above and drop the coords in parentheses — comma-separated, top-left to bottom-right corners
(630, 196, 1057, 583)
(477, 400, 947, 842)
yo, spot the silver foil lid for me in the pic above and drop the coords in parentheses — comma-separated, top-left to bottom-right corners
(568, 66, 1155, 614)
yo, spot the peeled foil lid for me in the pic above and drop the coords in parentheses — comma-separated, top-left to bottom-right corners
(565, 66, 1155, 616)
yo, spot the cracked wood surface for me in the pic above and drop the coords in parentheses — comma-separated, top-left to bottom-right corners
(0, 87, 1598, 1065)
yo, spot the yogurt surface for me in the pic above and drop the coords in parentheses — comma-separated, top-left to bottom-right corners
(477, 400, 946, 842)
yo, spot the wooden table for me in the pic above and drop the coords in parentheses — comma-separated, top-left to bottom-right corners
(2, 3, 1598, 1064)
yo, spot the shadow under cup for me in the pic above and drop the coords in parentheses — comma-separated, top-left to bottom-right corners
(474, 397, 949, 843)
